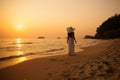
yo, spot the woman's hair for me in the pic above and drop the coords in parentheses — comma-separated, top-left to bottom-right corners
(68, 32, 74, 37)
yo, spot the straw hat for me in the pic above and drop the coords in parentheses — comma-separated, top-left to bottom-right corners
(67, 27, 75, 33)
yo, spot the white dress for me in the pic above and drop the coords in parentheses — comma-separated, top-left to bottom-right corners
(68, 37, 75, 56)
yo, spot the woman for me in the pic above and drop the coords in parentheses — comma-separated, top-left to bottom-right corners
(67, 27, 77, 56)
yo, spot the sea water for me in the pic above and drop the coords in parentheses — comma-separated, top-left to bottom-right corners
(0, 38, 101, 68)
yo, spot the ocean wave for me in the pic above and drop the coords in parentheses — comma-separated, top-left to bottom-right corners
(45, 48, 64, 53)
(0, 46, 23, 51)
(0, 48, 65, 61)
(0, 53, 35, 61)
(12, 42, 33, 44)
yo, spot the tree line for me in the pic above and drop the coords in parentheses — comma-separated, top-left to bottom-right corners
(95, 14, 120, 39)
(85, 14, 120, 39)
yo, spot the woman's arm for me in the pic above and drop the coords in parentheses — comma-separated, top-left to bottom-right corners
(67, 33, 69, 43)
(73, 33, 77, 44)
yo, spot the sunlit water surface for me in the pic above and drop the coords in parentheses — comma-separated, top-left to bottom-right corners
(0, 38, 101, 69)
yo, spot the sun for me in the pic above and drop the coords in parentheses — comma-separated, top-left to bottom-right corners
(17, 24, 22, 29)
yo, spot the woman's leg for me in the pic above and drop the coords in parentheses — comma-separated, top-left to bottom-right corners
(68, 38, 75, 56)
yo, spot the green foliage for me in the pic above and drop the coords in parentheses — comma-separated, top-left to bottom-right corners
(95, 14, 120, 39)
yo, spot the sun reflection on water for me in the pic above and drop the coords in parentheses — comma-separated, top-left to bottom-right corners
(16, 38, 22, 43)
(17, 51, 23, 55)
(17, 56, 27, 62)
(16, 38, 27, 63)
(16, 51, 27, 63)
(16, 38, 22, 47)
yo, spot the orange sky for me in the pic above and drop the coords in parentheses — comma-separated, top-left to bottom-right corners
(0, 0, 120, 38)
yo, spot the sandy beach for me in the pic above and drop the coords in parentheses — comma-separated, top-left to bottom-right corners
(0, 39, 120, 80)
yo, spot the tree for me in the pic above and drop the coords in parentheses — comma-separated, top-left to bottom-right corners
(95, 14, 120, 39)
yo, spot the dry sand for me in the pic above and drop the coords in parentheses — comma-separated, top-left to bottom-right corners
(0, 39, 120, 80)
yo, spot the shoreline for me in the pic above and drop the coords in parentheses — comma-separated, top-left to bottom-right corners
(0, 39, 119, 80)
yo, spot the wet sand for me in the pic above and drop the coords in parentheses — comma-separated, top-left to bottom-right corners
(0, 39, 120, 80)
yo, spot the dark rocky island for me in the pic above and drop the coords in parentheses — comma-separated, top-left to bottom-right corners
(37, 37, 45, 39)
(84, 35, 95, 39)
